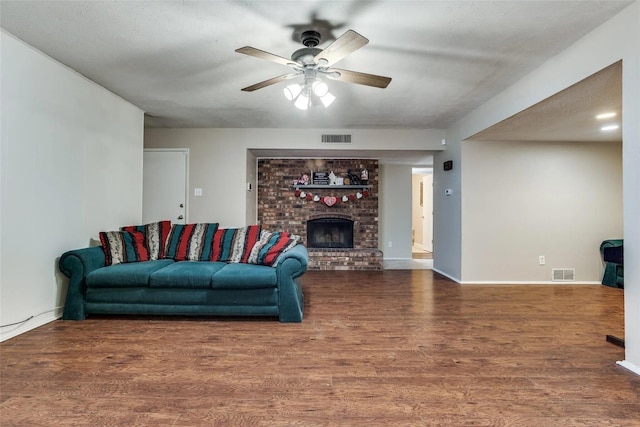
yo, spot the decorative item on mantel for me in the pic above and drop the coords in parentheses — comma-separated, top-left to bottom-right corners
(294, 173, 310, 185)
(346, 169, 361, 185)
(294, 188, 369, 206)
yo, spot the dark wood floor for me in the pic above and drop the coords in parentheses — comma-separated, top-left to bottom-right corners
(1, 270, 638, 426)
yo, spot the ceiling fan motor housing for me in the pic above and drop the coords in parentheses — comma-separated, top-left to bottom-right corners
(291, 47, 322, 65)
(301, 30, 321, 47)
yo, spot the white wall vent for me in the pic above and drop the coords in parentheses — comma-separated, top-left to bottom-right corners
(321, 134, 352, 143)
(552, 268, 575, 282)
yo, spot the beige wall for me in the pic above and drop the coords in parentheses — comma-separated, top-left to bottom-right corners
(1, 31, 144, 341)
(462, 140, 622, 283)
(379, 164, 413, 259)
(144, 128, 444, 234)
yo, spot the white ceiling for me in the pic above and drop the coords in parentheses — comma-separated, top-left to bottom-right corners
(470, 61, 622, 142)
(0, 0, 632, 133)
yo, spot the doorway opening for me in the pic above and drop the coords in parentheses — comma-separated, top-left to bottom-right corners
(412, 168, 433, 260)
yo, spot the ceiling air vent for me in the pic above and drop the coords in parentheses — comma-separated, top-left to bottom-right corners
(321, 134, 352, 143)
(552, 268, 575, 282)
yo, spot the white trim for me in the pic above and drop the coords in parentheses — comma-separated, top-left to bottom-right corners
(460, 281, 602, 285)
(0, 311, 61, 343)
(616, 360, 640, 376)
(432, 268, 461, 283)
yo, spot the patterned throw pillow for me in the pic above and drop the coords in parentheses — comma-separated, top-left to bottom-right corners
(164, 223, 219, 261)
(210, 225, 261, 263)
(210, 228, 238, 262)
(229, 225, 261, 263)
(121, 220, 171, 260)
(248, 231, 300, 266)
(99, 231, 150, 265)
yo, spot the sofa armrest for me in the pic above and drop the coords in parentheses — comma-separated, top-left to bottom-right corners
(276, 244, 308, 277)
(59, 246, 106, 320)
(275, 244, 308, 322)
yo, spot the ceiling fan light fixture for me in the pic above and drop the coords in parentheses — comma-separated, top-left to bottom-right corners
(312, 81, 329, 97)
(319, 91, 336, 108)
(294, 91, 310, 110)
(283, 83, 302, 101)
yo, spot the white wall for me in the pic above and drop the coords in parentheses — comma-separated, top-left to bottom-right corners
(0, 31, 144, 341)
(379, 164, 413, 259)
(144, 128, 444, 231)
(433, 141, 462, 281)
(245, 149, 257, 225)
(439, 3, 640, 373)
(463, 140, 622, 283)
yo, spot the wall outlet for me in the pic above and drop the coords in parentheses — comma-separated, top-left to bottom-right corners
(388, 241, 393, 248)
(194, 188, 203, 196)
(539, 255, 546, 265)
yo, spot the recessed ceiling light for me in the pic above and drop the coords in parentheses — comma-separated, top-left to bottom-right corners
(596, 112, 616, 119)
(601, 124, 619, 131)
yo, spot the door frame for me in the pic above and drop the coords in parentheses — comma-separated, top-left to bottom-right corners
(143, 148, 189, 223)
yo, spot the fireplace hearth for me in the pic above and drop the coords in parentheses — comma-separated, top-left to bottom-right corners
(307, 218, 354, 249)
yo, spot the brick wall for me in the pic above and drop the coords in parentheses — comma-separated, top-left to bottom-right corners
(257, 159, 382, 270)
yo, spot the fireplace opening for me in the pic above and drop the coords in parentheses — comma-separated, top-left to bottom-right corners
(307, 218, 354, 249)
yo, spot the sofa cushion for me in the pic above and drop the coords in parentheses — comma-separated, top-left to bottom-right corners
(99, 231, 150, 265)
(121, 220, 172, 260)
(164, 223, 219, 261)
(149, 261, 226, 289)
(87, 259, 174, 288)
(212, 263, 277, 289)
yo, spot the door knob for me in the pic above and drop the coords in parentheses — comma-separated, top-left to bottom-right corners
(177, 215, 184, 220)
(179, 203, 184, 208)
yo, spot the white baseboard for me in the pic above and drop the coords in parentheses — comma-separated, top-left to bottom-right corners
(617, 360, 640, 376)
(0, 311, 62, 343)
(460, 281, 602, 285)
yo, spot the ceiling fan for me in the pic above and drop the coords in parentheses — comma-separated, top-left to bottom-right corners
(235, 29, 391, 109)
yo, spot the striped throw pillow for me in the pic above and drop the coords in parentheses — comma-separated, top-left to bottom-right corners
(248, 231, 300, 266)
(121, 220, 171, 260)
(210, 228, 238, 262)
(99, 231, 150, 265)
(229, 225, 262, 263)
(164, 223, 219, 261)
(210, 225, 261, 263)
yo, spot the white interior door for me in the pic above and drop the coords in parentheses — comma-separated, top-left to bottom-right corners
(143, 149, 188, 224)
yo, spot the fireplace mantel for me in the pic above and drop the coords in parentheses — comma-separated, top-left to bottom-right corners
(258, 158, 382, 270)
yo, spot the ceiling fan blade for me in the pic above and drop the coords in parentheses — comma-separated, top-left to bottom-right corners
(235, 46, 299, 68)
(313, 30, 369, 67)
(241, 74, 299, 92)
(328, 68, 392, 88)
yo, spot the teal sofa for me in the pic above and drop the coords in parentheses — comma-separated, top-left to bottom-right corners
(59, 244, 307, 322)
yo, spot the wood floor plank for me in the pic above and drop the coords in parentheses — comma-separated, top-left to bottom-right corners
(1, 270, 638, 426)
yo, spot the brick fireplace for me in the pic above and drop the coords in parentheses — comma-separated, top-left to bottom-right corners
(257, 159, 382, 270)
